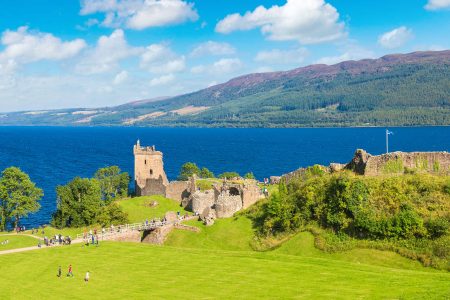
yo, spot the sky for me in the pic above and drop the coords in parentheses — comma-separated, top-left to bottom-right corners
(0, 0, 449, 112)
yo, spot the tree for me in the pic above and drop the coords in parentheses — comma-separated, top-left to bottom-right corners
(94, 166, 129, 202)
(53, 177, 102, 228)
(244, 172, 255, 179)
(0, 167, 43, 230)
(200, 167, 214, 178)
(178, 162, 200, 181)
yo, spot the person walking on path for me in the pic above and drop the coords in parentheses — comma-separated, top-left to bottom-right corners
(84, 271, 90, 282)
(67, 264, 74, 277)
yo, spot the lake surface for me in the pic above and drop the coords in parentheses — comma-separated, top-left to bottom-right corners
(0, 126, 449, 228)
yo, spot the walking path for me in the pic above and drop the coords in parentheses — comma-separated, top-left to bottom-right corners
(0, 238, 83, 256)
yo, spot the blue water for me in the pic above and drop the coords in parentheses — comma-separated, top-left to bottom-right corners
(0, 126, 449, 228)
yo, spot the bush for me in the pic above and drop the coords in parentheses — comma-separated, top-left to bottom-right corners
(219, 172, 240, 179)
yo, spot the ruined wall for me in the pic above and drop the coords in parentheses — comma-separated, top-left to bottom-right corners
(242, 183, 262, 209)
(135, 176, 167, 196)
(364, 151, 450, 176)
(215, 194, 243, 218)
(165, 181, 190, 202)
(191, 190, 215, 214)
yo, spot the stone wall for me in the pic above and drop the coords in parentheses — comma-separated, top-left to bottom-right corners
(362, 151, 450, 176)
(135, 176, 167, 196)
(108, 230, 141, 243)
(215, 194, 243, 218)
(242, 183, 262, 209)
(190, 190, 215, 214)
(141, 224, 174, 245)
(165, 181, 190, 202)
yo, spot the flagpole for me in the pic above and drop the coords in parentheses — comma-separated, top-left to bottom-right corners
(386, 129, 389, 154)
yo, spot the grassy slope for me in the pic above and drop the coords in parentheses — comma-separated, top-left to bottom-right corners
(117, 195, 189, 223)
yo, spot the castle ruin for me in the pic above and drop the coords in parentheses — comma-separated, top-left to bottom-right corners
(133, 141, 264, 222)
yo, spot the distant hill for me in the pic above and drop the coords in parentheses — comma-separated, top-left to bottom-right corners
(2, 50, 450, 127)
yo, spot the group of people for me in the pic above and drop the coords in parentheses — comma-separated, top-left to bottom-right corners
(15, 226, 26, 233)
(83, 229, 100, 246)
(0, 239, 9, 245)
(57, 264, 90, 282)
(41, 234, 71, 247)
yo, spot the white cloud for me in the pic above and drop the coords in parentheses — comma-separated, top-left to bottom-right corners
(0, 26, 86, 67)
(378, 26, 414, 49)
(190, 41, 236, 57)
(255, 47, 309, 65)
(149, 73, 175, 86)
(113, 70, 128, 84)
(80, 0, 198, 30)
(316, 42, 375, 65)
(215, 0, 346, 44)
(191, 58, 242, 75)
(140, 43, 185, 74)
(76, 29, 142, 74)
(425, 0, 450, 10)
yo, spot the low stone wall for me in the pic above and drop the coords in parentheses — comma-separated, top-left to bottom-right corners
(107, 230, 141, 243)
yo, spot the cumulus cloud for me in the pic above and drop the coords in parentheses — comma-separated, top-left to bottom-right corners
(191, 58, 242, 75)
(378, 26, 413, 49)
(80, 0, 198, 30)
(0, 26, 86, 69)
(215, 0, 346, 44)
(316, 42, 375, 65)
(190, 41, 236, 57)
(149, 73, 175, 86)
(140, 43, 185, 74)
(425, 0, 450, 10)
(76, 29, 142, 74)
(113, 70, 128, 84)
(255, 47, 309, 65)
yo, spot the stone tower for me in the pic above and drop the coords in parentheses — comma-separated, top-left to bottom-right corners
(133, 140, 169, 196)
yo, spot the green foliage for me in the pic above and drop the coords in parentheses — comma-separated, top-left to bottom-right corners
(178, 162, 200, 180)
(244, 172, 255, 179)
(199, 167, 214, 179)
(94, 166, 129, 202)
(52, 167, 129, 228)
(218, 172, 240, 179)
(249, 171, 450, 266)
(0, 167, 43, 230)
(382, 158, 404, 174)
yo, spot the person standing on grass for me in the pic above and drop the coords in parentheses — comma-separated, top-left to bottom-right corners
(67, 264, 74, 277)
(57, 266, 62, 278)
(84, 271, 90, 282)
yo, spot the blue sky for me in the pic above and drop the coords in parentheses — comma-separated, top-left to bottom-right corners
(0, 0, 449, 112)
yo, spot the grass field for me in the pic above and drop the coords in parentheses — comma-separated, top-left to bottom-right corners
(1, 198, 449, 299)
(117, 195, 189, 223)
(0, 234, 41, 250)
(0, 235, 448, 299)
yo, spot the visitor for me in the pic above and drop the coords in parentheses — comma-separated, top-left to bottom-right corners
(95, 235, 99, 246)
(38, 241, 41, 248)
(57, 266, 62, 278)
(84, 271, 90, 282)
(67, 264, 74, 277)
(91, 234, 95, 245)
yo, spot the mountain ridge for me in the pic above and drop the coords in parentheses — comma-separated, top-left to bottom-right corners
(1, 50, 450, 127)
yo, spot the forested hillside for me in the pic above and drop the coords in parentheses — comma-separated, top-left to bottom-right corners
(2, 50, 450, 127)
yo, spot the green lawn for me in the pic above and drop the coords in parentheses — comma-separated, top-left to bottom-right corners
(165, 217, 254, 251)
(0, 239, 448, 299)
(117, 195, 189, 223)
(0, 234, 41, 251)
